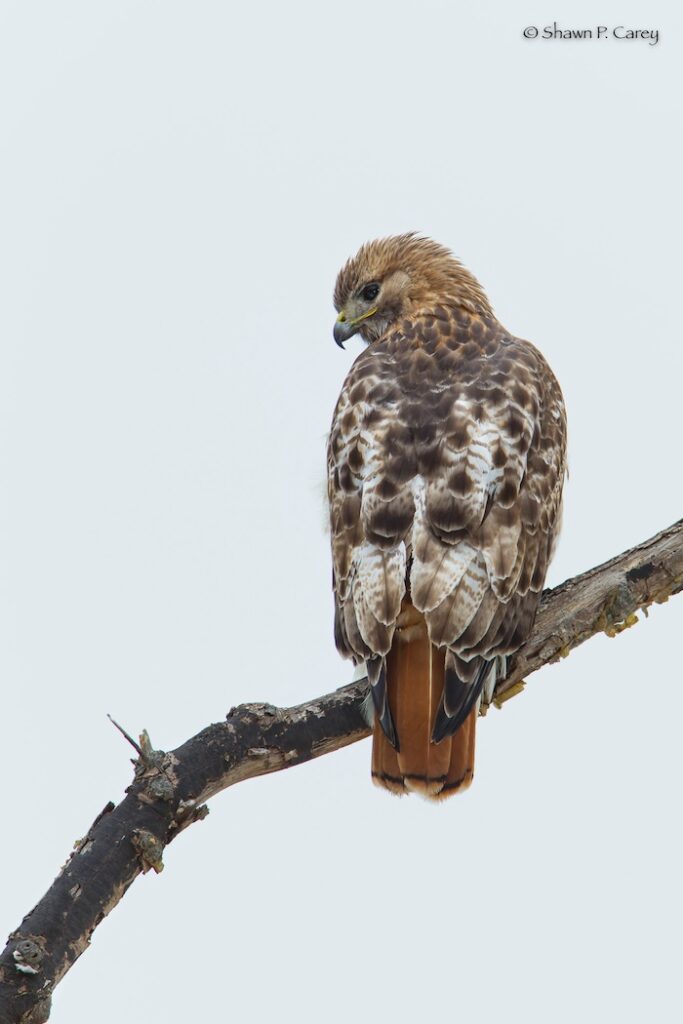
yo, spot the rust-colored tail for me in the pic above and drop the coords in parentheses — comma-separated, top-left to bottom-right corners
(371, 603, 476, 800)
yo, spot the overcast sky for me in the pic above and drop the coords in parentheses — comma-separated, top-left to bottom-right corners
(1, 1, 681, 1021)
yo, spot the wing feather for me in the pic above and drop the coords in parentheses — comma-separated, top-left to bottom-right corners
(328, 305, 567, 693)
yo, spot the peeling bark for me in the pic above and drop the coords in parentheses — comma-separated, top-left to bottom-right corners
(0, 517, 681, 1024)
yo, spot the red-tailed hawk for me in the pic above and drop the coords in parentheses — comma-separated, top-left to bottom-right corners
(328, 234, 567, 799)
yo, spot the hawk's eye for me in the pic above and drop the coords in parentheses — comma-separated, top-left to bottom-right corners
(361, 283, 380, 302)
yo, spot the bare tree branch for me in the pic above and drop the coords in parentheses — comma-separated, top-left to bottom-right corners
(1, 518, 681, 1024)
(497, 516, 683, 702)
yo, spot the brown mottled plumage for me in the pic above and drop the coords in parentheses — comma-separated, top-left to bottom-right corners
(328, 234, 567, 799)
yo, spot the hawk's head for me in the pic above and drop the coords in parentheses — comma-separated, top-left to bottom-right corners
(332, 233, 493, 347)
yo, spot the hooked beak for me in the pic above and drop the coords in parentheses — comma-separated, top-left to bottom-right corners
(333, 314, 357, 349)
(333, 308, 378, 349)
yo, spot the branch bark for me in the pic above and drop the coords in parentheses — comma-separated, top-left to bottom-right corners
(1, 518, 682, 1024)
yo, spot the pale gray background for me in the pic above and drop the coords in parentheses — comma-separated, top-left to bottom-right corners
(1, 1, 681, 1021)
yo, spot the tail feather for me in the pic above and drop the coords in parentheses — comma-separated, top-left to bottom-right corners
(436, 704, 476, 799)
(371, 600, 477, 800)
(371, 723, 405, 795)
